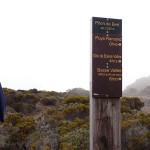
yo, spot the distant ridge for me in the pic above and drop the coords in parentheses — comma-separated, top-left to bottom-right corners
(123, 76, 150, 96)
(66, 88, 89, 97)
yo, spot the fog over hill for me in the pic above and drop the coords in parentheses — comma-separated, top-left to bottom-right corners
(123, 76, 150, 97)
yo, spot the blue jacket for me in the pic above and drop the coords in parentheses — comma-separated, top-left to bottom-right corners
(0, 83, 6, 123)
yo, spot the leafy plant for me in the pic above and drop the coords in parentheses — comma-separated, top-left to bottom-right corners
(41, 96, 57, 105)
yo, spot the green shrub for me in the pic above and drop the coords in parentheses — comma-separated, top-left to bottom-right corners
(60, 142, 77, 150)
(121, 105, 131, 113)
(146, 131, 150, 139)
(41, 96, 57, 105)
(60, 128, 89, 150)
(62, 103, 89, 119)
(13, 94, 24, 103)
(8, 117, 36, 142)
(25, 94, 39, 104)
(26, 104, 36, 112)
(121, 97, 144, 110)
(11, 102, 24, 112)
(63, 96, 89, 105)
(6, 113, 22, 126)
(28, 89, 38, 94)
(47, 107, 57, 116)
(41, 146, 50, 150)
(30, 143, 38, 150)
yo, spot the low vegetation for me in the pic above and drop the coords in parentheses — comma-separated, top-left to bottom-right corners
(0, 88, 150, 150)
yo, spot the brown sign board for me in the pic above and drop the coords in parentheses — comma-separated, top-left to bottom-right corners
(92, 17, 122, 98)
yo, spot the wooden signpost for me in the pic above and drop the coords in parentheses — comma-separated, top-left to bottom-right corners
(90, 17, 122, 150)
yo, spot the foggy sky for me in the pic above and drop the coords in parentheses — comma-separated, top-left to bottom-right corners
(0, 0, 150, 92)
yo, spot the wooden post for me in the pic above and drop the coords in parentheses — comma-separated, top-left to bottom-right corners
(90, 97, 121, 150)
(90, 17, 122, 150)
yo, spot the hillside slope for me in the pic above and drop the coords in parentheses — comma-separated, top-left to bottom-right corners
(123, 76, 150, 96)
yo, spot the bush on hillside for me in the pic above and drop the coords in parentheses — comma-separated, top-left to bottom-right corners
(41, 96, 57, 106)
(121, 97, 144, 111)
(63, 96, 89, 105)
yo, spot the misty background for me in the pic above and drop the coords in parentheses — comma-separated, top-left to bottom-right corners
(0, 0, 150, 92)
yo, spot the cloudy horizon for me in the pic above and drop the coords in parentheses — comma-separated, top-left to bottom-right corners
(1, 0, 150, 92)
